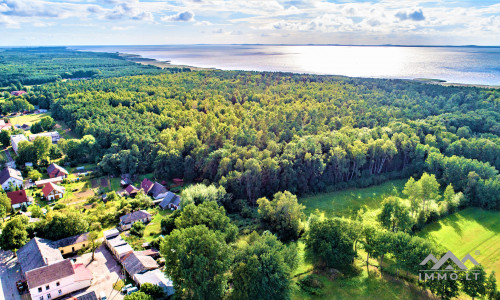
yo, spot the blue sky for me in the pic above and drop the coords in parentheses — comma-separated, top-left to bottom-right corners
(0, 0, 499, 46)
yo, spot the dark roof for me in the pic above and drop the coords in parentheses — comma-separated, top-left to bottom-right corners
(17, 238, 63, 274)
(7, 190, 31, 205)
(141, 178, 154, 193)
(26, 259, 74, 289)
(125, 184, 138, 195)
(47, 163, 69, 176)
(0, 167, 23, 185)
(122, 252, 158, 276)
(149, 182, 167, 198)
(53, 232, 90, 248)
(159, 192, 180, 209)
(72, 291, 98, 300)
(170, 195, 181, 206)
(120, 210, 152, 225)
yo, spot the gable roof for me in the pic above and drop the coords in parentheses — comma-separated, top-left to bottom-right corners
(141, 178, 154, 193)
(28, 131, 60, 142)
(159, 192, 181, 209)
(149, 182, 167, 198)
(42, 182, 65, 197)
(73, 263, 93, 282)
(120, 210, 152, 224)
(122, 252, 158, 276)
(47, 163, 69, 176)
(26, 259, 74, 289)
(17, 238, 64, 274)
(0, 167, 23, 185)
(125, 184, 138, 195)
(135, 269, 175, 296)
(35, 176, 64, 187)
(7, 190, 32, 205)
(53, 232, 90, 249)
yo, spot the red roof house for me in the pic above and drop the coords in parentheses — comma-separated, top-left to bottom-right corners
(47, 163, 69, 178)
(7, 190, 33, 209)
(42, 182, 65, 201)
(10, 90, 27, 96)
(124, 185, 139, 197)
(141, 178, 154, 193)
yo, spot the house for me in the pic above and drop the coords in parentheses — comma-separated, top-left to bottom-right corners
(135, 269, 175, 297)
(149, 182, 168, 199)
(0, 120, 12, 131)
(10, 134, 28, 154)
(17, 237, 64, 274)
(11, 90, 27, 96)
(47, 163, 69, 178)
(42, 182, 66, 201)
(159, 192, 181, 210)
(15, 123, 31, 131)
(104, 232, 134, 260)
(119, 210, 152, 230)
(53, 232, 90, 255)
(122, 252, 159, 282)
(7, 190, 33, 209)
(26, 260, 93, 300)
(29, 131, 61, 144)
(35, 176, 64, 187)
(120, 173, 132, 187)
(125, 184, 139, 197)
(141, 178, 154, 194)
(0, 167, 23, 190)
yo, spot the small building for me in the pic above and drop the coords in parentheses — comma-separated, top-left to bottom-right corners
(26, 260, 93, 300)
(29, 131, 61, 144)
(119, 210, 152, 231)
(53, 232, 90, 255)
(11, 90, 27, 96)
(135, 269, 175, 297)
(42, 182, 66, 201)
(120, 173, 132, 187)
(7, 190, 33, 209)
(35, 176, 64, 187)
(15, 123, 31, 131)
(125, 185, 139, 197)
(68, 291, 98, 300)
(47, 163, 69, 178)
(159, 192, 181, 210)
(141, 178, 154, 194)
(122, 252, 159, 283)
(149, 182, 168, 200)
(103, 228, 120, 240)
(0, 167, 23, 191)
(10, 134, 28, 154)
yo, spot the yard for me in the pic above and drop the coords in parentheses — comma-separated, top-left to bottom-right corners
(144, 208, 171, 242)
(8, 112, 50, 126)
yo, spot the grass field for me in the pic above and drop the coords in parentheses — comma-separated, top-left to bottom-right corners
(418, 207, 500, 282)
(144, 208, 171, 242)
(9, 112, 50, 126)
(298, 179, 406, 218)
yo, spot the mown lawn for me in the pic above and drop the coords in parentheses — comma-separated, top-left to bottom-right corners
(9, 112, 50, 126)
(298, 179, 406, 218)
(418, 207, 500, 283)
(144, 208, 171, 242)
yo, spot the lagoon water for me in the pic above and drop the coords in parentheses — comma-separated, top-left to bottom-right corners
(73, 45, 500, 86)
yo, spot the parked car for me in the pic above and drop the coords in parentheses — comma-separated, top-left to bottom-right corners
(121, 283, 133, 294)
(99, 291, 107, 300)
(126, 287, 138, 295)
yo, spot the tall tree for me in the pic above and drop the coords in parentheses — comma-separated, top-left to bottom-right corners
(0, 216, 29, 251)
(377, 197, 413, 233)
(461, 265, 487, 300)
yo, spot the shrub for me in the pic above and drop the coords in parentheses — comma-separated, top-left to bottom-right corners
(298, 275, 325, 296)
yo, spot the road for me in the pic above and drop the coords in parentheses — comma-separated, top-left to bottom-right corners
(0, 250, 23, 300)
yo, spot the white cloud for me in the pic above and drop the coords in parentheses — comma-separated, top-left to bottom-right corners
(161, 11, 195, 22)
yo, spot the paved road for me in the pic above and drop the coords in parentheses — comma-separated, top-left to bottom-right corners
(0, 250, 23, 300)
(4, 149, 13, 163)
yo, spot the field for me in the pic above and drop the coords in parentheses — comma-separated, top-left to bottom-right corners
(418, 207, 500, 282)
(8, 112, 49, 126)
(298, 179, 406, 218)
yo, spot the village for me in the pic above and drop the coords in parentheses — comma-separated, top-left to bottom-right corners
(0, 92, 182, 300)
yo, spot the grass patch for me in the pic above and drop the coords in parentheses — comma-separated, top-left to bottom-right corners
(418, 207, 500, 283)
(144, 208, 171, 242)
(113, 279, 125, 291)
(9, 112, 50, 126)
(298, 179, 406, 218)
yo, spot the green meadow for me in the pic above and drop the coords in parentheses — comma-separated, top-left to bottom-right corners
(418, 207, 500, 283)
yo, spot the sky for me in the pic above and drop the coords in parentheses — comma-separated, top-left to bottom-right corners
(0, 0, 499, 46)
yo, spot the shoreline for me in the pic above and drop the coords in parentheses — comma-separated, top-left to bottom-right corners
(117, 51, 500, 89)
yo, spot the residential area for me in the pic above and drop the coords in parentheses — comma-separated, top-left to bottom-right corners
(0, 95, 182, 300)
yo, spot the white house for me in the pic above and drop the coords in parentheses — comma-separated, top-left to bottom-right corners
(29, 131, 61, 144)
(0, 167, 23, 191)
(10, 134, 28, 154)
(42, 182, 66, 201)
(26, 260, 93, 300)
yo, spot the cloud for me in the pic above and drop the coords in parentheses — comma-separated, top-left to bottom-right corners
(161, 11, 195, 22)
(395, 9, 425, 21)
(112, 25, 135, 30)
(194, 20, 212, 26)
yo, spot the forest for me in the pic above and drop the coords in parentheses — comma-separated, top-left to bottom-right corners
(22, 70, 500, 211)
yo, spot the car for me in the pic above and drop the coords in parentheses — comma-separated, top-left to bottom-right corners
(121, 284, 133, 294)
(99, 291, 107, 300)
(126, 287, 138, 295)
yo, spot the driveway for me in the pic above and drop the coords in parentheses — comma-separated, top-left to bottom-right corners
(69, 245, 125, 300)
(0, 250, 23, 300)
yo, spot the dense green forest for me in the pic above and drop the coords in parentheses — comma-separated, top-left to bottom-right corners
(23, 71, 500, 210)
(0, 47, 170, 87)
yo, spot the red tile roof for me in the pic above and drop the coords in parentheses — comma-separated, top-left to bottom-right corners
(125, 184, 138, 195)
(141, 178, 154, 193)
(73, 263, 93, 282)
(42, 182, 65, 197)
(7, 190, 31, 205)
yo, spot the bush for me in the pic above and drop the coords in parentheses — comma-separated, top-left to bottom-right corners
(130, 221, 146, 237)
(298, 274, 325, 296)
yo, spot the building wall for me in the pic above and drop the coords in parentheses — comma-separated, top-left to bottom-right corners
(28, 275, 90, 300)
(59, 241, 88, 255)
(12, 200, 32, 209)
(1, 178, 23, 191)
(47, 191, 63, 201)
(120, 217, 151, 231)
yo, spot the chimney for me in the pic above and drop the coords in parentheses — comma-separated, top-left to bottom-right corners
(45, 257, 48, 264)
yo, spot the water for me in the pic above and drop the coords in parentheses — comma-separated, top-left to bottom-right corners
(72, 45, 500, 86)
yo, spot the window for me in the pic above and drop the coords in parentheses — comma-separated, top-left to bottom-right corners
(46, 285, 49, 290)
(56, 282, 60, 287)
(83, 244, 85, 247)
(60, 250, 64, 254)
(47, 294, 51, 299)
(38, 287, 42, 293)
(72, 247, 75, 252)
(58, 290, 62, 295)
(39, 297, 43, 300)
